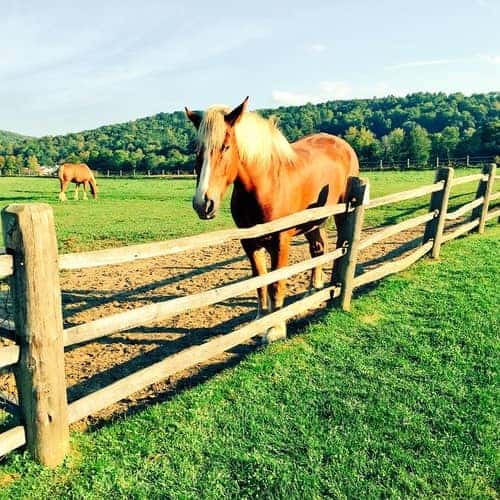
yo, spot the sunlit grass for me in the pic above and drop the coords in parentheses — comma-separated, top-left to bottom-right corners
(0, 224, 497, 498)
(0, 168, 484, 252)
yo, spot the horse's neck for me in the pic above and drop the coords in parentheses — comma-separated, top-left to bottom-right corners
(236, 159, 277, 198)
(233, 158, 293, 223)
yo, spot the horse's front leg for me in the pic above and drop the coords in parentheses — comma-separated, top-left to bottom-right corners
(59, 180, 69, 201)
(263, 232, 291, 344)
(241, 240, 269, 319)
(82, 182, 88, 200)
(305, 226, 328, 291)
(331, 213, 347, 285)
(74, 183, 80, 200)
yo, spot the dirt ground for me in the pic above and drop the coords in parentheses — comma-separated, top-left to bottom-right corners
(0, 223, 435, 431)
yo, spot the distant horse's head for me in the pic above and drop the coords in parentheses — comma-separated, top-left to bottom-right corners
(89, 179, 98, 199)
(185, 97, 248, 219)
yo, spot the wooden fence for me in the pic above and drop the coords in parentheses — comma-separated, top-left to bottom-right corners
(0, 164, 498, 466)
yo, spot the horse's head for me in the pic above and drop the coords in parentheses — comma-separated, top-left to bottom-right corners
(185, 97, 248, 219)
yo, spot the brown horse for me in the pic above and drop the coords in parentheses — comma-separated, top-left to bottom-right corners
(58, 163, 98, 201)
(185, 97, 359, 342)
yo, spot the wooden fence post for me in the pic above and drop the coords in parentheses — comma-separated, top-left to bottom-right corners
(423, 167, 454, 258)
(471, 163, 496, 234)
(331, 177, 368, 311)
(1, 204, 69, 467)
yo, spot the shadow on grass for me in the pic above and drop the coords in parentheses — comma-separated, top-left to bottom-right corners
(61, 253, 249, 318)
(65, 288, 335, 434)
(4, 218, 446, 441)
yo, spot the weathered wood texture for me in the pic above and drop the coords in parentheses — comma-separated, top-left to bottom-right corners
(451, 173, 488, 186)
(331, 177, 368, 311)
(0, 426, 26, 458)
(485, 207, 500, 221)
(366, 182, 443, 209)
(0, 345, 20, 370)
(68, 284, 340, 423)
(0, 254, 13, 279)
(446, 197, 484, 220)
(64, 246, 346, 347)
(359, 211, 436, 251)
(471, 164, 497, 233)
(442, 219, 480, 243)
(59, 203, 348, 270)
(1, 204, 69, 467)
(423, 167, 454, 258)
(353, 241, 433, 288)
(489, 191, 500, 202)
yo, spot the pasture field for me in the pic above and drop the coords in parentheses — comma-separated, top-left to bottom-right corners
(0, 168, 484, 252)
(0, 225, 498, 498)
(0, 168, 498, 496)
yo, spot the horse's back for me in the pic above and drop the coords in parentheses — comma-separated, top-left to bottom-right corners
(290, 133, 359, 206)
(59, 163, 94, 182)
(293, 133, 359, 178)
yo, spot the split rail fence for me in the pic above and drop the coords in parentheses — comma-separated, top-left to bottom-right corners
(0, 164, 498, 466)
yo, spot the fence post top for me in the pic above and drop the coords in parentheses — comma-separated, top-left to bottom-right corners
(2, 203, 54, 216)
(347, 176, 369, 206)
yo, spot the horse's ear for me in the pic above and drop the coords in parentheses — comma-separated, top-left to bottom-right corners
(185, 107, 202, 129)
(225, 96, 249, 127)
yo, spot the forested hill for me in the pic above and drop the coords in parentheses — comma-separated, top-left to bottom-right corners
(0, 130, 28, 146)
(0, 91, 498, 174)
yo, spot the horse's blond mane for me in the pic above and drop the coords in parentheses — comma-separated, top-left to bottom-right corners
(197, 106, 296, 165)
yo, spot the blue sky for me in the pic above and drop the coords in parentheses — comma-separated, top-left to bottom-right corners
(1, 0, 499, 136)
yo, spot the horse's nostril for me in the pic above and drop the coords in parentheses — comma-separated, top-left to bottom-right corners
(206, 198, 215, 214)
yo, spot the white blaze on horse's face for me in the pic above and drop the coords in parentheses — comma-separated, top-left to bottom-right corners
(193, 149, 210, 217)
(186, 97, 249, 220)
(193, 148, 219, 219)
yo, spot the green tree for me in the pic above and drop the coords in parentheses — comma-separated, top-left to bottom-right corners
(403, 125, 431, 167)
(381, 128, 405, 165)
(26, 155, 40, 173)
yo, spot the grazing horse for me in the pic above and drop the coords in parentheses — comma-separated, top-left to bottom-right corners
(185, 97, 359, 342)
(58, 163, 98, 201)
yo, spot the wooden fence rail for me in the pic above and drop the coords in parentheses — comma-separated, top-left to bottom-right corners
(446, 197, 484, 220)
(0, 164, 497, 466)
(64, 246, 347, 347)
(0, 254, 13, 279)
(59, 203, 348, 270)
(359, 211, 436, 251)
(366, 181, 443, 209)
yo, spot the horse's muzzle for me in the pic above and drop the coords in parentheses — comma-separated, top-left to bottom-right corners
(193, 195, 217, 220)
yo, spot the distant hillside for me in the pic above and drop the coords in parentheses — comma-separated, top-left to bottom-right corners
(0, 91, 498, 174)
(0, 130, 28, 145)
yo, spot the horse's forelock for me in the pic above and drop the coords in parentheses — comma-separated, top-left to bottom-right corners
(198, 106, 296, 166)
(197, 106, 230, 152)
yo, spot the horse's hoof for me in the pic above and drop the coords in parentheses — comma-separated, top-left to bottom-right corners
(254, 308, 269, 321)
(261, 323, 287, 344)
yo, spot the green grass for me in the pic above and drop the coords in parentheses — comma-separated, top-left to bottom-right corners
(0, 224, 498, 498)
(0, 169, 482, 252)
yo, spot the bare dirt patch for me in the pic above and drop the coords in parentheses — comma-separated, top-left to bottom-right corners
(0, 223, 437, 431)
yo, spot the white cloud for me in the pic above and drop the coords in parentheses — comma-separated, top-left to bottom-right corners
(272, 81, 412, 106)
(273, 81, 352, 105)
(272, 90, 320, 106)
(477, 53, 500, 64)
(318, 81, 353, 99)
(309, 43, 326, 53)
(387, 53, 500, 70)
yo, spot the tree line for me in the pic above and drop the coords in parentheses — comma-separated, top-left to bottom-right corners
(0, 91, 498, 175)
